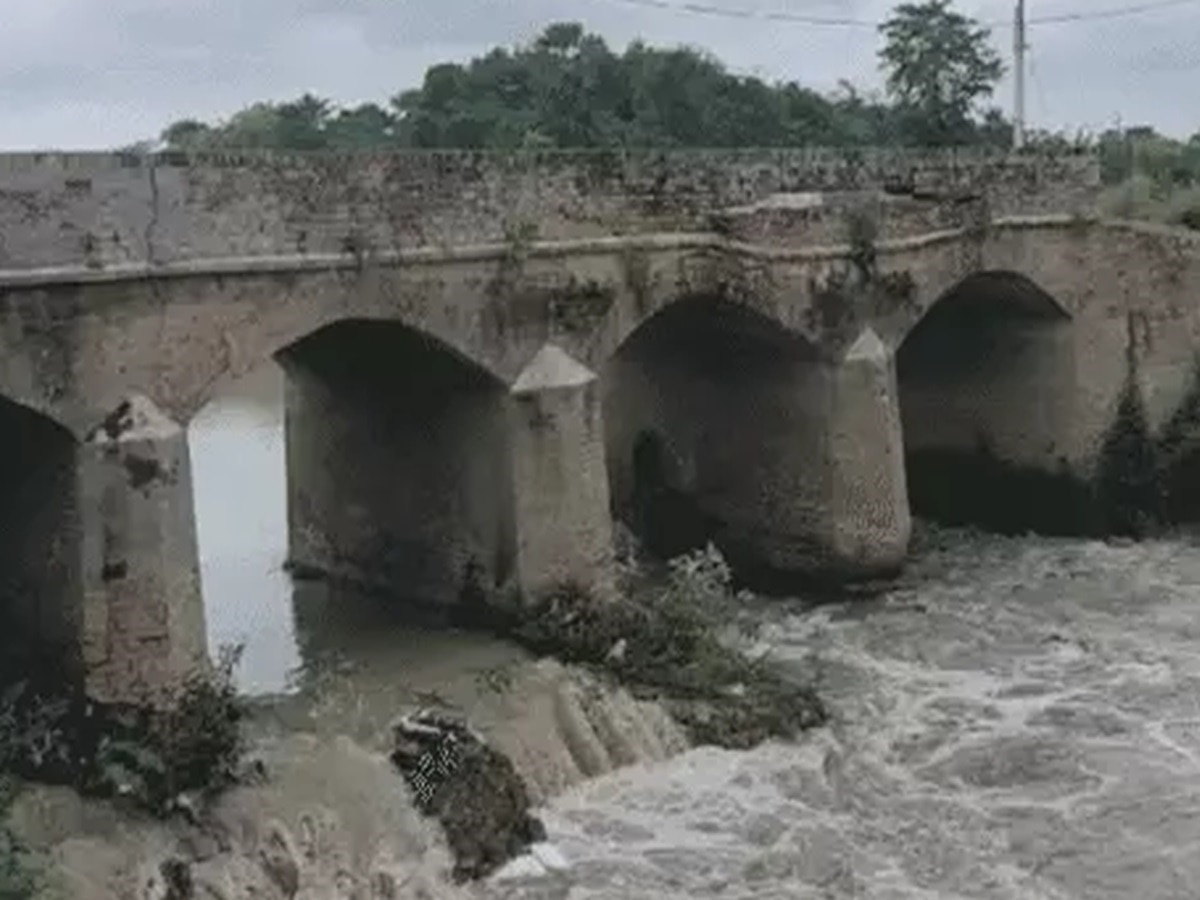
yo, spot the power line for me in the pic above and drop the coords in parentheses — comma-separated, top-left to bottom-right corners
(592, 0, 1200, 29)
(596, 0, 875, 26)
(1027, 0, 1200, 25)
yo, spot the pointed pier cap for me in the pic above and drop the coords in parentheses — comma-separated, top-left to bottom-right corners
(844, 327, 888, 363)
(512, 343, 598, 395)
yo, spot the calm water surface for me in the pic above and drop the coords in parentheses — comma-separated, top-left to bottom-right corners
(188, 363, 300, 696)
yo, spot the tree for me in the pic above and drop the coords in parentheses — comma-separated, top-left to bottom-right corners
(273, 93, 332, 150)
(155, 19, 1032, 154)
(878, 0, 1004, 145)
(536, 22, 585, 55)
(160, 119, 214, 150)
(326, 104, 397, 148)
(220, 103, 288, 149)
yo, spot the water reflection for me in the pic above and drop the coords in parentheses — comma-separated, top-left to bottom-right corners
(188, 363, 301, 696)
(186, 363, 533, 717)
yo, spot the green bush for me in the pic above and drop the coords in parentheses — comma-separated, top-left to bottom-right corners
(0, 780, 45, 900)
(0, 644, 247, 820)
(1095, 372, 1161, 537)
(506, 544, 826, 747)
(94, 644, 247, 814)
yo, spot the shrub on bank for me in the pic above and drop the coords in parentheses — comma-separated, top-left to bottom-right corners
(0, 643, 247, 820)
(1096, 371, 1162, 537)
(92, 644, 247, 814)
(504, 544, 827, 749)
(0, 779, 46, 900)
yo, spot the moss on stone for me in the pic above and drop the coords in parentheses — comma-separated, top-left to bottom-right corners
(877, 269, 918, 310)
(844, 206, 880, 282)
(549, 278, 616, 335)
(620, 245, 654, 316)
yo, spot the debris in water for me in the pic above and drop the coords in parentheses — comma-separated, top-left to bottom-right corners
(390, 708, 546, 882)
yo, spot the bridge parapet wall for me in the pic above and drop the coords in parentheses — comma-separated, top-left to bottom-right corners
(0, 147, 1098, 272)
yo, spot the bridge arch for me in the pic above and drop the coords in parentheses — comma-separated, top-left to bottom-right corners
(180, 300, 508, 427)
(272, 318, 517, 610)
(602, 293, 831, 578)
(897, 270, 1082, 533)
(0, 394, 82, 684)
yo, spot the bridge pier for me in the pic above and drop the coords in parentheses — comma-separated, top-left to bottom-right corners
(77, 396, 208, 705)
(605, 302, 910, 584)
(697, 342, 910, 584)
(280, 323, 515, 608)
(282, 332, 615, 611)
(508, 344, 614, 600)
(825, 329, 911, 578)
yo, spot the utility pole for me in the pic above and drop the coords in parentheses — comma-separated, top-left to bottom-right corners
(1013, 0, 1027, 151)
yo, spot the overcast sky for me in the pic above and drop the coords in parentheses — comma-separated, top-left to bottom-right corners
(0, 0, 1196, 150)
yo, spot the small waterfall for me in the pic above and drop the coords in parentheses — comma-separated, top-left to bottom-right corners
(480, 658, 690, 805)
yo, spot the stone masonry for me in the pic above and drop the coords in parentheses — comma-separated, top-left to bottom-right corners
(0, 146, 1198, 703)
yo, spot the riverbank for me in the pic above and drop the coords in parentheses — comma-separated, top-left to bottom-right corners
(0, 536, 832, 896)
(13, 524, 1200, 897)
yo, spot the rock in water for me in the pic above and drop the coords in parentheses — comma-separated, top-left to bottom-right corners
(390, 709, 546, 882)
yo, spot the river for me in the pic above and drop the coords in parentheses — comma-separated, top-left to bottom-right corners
(187, 363, 539, 747)
(188, 363, 298, 697)
(188, 367, 1200, 899)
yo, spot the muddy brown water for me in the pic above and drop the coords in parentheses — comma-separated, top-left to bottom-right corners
(186, 365, 1200, 899)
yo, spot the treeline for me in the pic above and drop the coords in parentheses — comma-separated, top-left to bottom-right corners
(158, 19, 1013, 154)
(153, 14, 1200, 207)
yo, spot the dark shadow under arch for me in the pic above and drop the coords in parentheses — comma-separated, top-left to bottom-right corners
(615, 295, 817, 377)
(897, 271, 1086, 534)
(604, 295, 822, 580)
(276, 318, 505, 397)
(899, 272, 1070, 381)
(0, 395, 82, 684)
(629, 429, 712, 560)
(275, 318, 515, 615)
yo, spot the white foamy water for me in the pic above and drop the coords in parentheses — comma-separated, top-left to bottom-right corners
(482, 532, 1200, 900)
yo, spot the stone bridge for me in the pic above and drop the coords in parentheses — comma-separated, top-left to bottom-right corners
(1, 147, 1198, 703)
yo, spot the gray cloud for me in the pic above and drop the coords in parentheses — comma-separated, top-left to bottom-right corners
(0, 0, 1194, 149)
